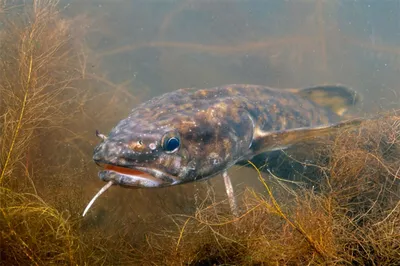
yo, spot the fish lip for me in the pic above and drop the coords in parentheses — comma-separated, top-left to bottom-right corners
(96, 163, 179, 188)
(134, 166, 179, 184)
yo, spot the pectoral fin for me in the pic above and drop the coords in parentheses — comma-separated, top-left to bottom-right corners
(251, 117, 364, 155)
(222, 171, 239, 217)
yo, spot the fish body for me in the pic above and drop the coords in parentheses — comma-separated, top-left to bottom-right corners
(92, 84, 361, 189)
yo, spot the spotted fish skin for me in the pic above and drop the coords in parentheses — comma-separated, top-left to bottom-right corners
(92, 84, 360, 188)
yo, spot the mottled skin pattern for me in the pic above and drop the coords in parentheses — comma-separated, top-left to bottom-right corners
(93, 84, 359, 188)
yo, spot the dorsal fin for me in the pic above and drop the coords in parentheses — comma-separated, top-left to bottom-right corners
(296, 85, 361, 116)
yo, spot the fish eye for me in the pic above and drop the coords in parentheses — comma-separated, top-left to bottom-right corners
(163, 136, 180, 153)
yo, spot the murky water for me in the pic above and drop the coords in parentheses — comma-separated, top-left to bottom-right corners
(63, 1, 398, 200)
(3, 0, 400, 263)
(59, 0, 400, 227)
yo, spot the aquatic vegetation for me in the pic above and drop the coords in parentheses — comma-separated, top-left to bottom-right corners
(0, 188, 79, 265)
(0, 0, 89, 264)
(0, 0, 87, 189)
(0, 0, 399, 265)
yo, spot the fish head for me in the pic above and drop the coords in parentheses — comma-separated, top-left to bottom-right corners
(92, 103, 254, 188)
(92, 113, 190, 188)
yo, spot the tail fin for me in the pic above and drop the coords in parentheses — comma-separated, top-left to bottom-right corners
(297, 84, 361, 116)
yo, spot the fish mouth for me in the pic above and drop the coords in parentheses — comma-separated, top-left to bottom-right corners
(97, 164, 179, 188)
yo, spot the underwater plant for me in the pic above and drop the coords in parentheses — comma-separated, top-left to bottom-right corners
(0, 1, 399, 265)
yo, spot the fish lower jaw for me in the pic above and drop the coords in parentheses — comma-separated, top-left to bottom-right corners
(98, 170, 164, 188)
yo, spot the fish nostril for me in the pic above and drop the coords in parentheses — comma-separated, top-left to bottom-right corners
(93, 141, 128, 162)
(93, 142, 106, 161)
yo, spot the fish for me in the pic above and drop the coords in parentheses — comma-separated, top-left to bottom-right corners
(83, 84, 363, 216)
